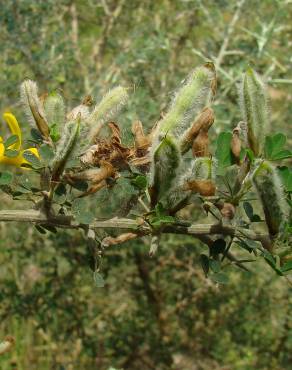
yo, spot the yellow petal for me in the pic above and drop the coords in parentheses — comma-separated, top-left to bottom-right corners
(2, 113, 22, 150)
(27, 147, 40, 158)
(0, 141, 4, 159)
(0, 147, 39, 169)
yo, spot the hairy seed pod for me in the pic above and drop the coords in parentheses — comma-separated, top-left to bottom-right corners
(51, 118, 80, 182)
(150, 135, 181, 205)
(44, 92, 65, 127)
(253, 160, 288, 236)
(239, 68, 270, 156)
(87, 86, 128, 140)
(67, 103, 90, 121)
(157, 63, 216, 139)
(20, 79, 50, 139)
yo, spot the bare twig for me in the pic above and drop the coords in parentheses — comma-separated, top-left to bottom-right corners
(215, 0, 246, 69)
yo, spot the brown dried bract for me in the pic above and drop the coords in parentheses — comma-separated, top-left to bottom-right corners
(181, 107, 214, 154)
(231, 125, 241, 164)
(0, 335, 15, 355)
(219, 202, 236, 219)
(66, 160, 117, 196)
(82, 95, 93, 106)
(102, 232, 138, 247)
(132, 120, 151, 149)
(192, 130, 210, 157)
(80, 122, 132, 170)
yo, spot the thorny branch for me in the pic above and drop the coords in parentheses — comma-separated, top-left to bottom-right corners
(0, 209, 272, 251)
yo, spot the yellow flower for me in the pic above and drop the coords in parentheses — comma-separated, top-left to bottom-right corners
(0, 112, 39, 167)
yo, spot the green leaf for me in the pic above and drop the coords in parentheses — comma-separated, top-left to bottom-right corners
(4, 134, 19, 148)
(200, 254, 209, 277)
(278, 166, 292, 192)
(262, 250, 283, 276)
(264, 133, 292, 161)
(14, 185, 31, 194)
(41, 224, 57, 234)
(71, 180, 88, 192)
(243, 201, 253, 220)
(211, 239, 226, 256)
(49, 123, 61, 142)
(155, 202, 165, 216)
(93, 272, 105, 287)
(30, 128, 43, 144)
(210, 272, 229, 284)
(22, 150, 42, 168)
(245, 149, 255, 162)
(236, 239, 260, 253)
(39, 144, 54, 163)
(150, 215, 175, 227)
(0, 171, 13, 185)
(272, 150, 292, 160)
(131, 175, 148, 190)
(209, 259, 221, 273)
(215, 132, 233, 173)
(4, 149, 19, 158)
(34, 225, 47, 234)
(72, 198, 94, 224)
(281, 261, 292, 273)
(251, 214, 261, 222)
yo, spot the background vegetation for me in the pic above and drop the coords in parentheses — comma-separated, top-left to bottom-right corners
(0, 0, 291, 369)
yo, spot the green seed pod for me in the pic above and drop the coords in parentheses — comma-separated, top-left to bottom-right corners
(51, 118, 80, 181)
(87, 86, 128, 140)
(20, 79, 50, 139)
(150, 135, 181, 205)
(253, 160, 288, 236)
(44, 92, 66, 127)
(158, 63, 215, 139)
(240, 68, 270, 156)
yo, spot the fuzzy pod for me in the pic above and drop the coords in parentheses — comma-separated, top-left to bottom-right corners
(239, 68, 270, 156)
(86, 86, 129, 140)
(252, 160, 288, 236)
(50, 118, 80, 181)
(67, 103, 90, 121)
(20, 79, 50, 139)
(150, 135, 181, 205)
(157, 63, 215, 139)
(44, 92, 66, 128)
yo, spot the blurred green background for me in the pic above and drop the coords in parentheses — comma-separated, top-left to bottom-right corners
(0, 0, 291, 369)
